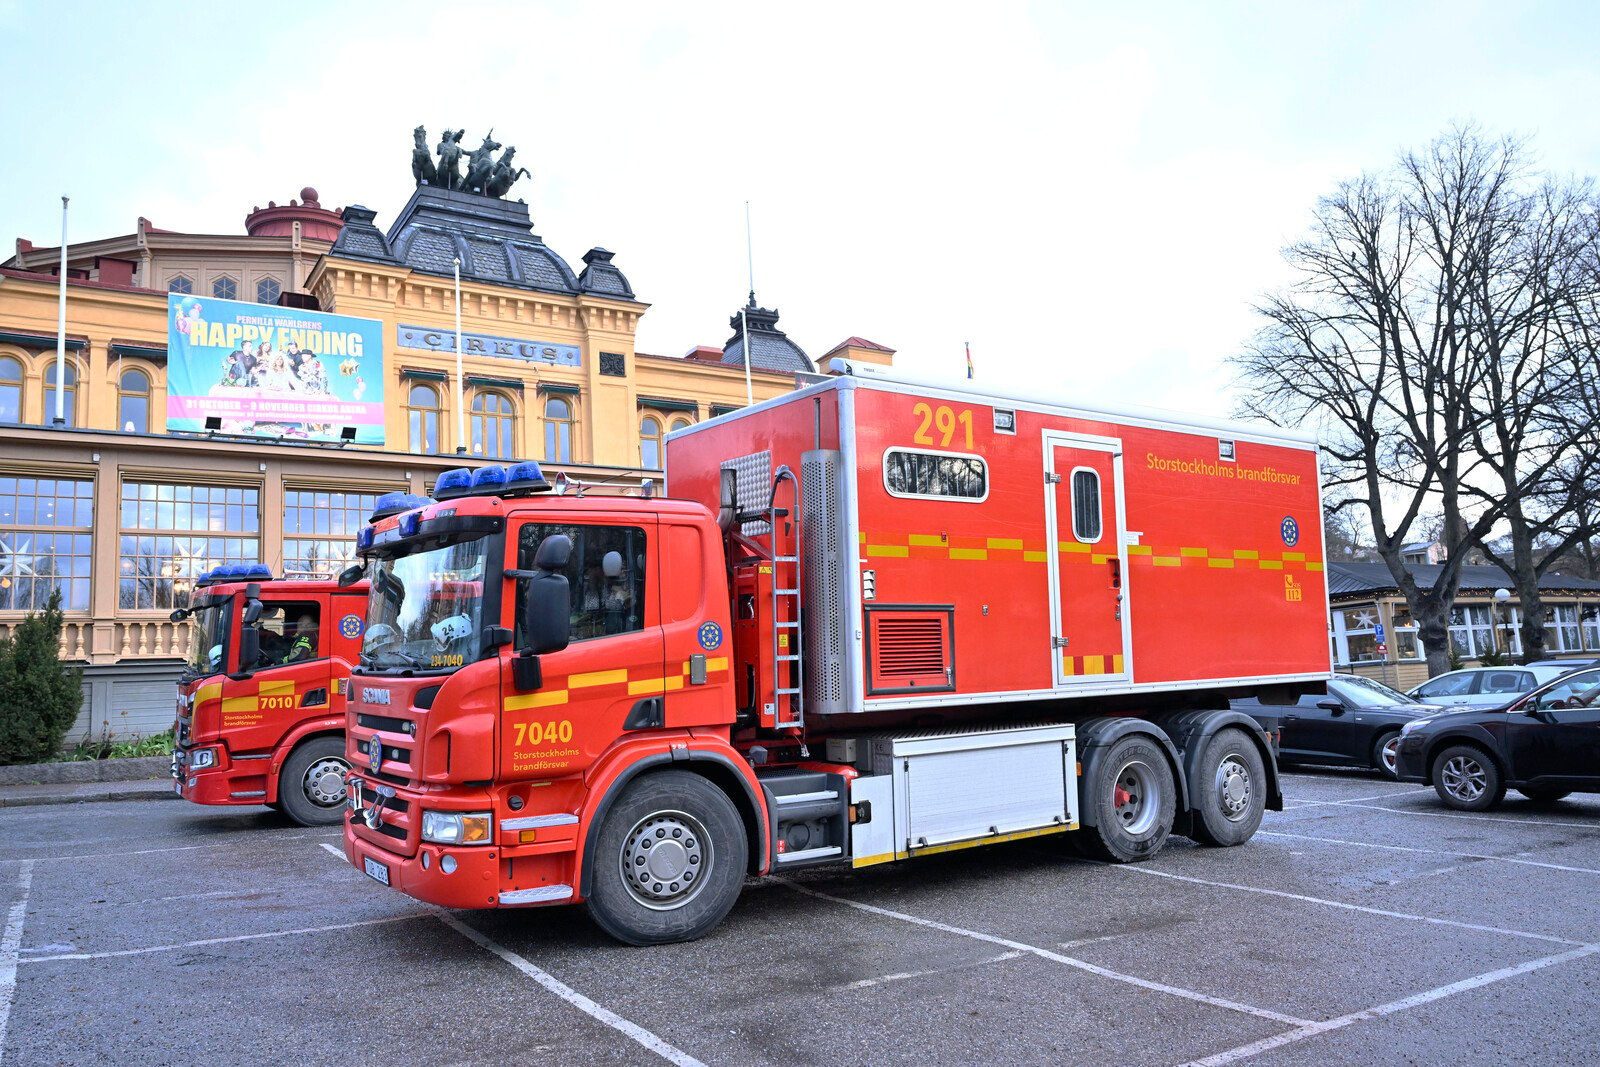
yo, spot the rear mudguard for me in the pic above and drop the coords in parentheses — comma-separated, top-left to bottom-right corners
(1074, 717, 1189, 829)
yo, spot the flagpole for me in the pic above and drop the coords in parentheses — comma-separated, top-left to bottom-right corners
(742, 201, 754, 406)
(54, 196, 69, 426)
(965, 340, 973, 380)
(453, 257, 466, 454)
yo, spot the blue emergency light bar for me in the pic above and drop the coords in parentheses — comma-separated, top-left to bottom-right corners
(368, 492, 434, 522)
(194, 563, 273, 587)
(434, 462, 553, 501)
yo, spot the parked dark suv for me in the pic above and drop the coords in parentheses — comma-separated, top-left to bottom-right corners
(1394, 666, 1600, 811)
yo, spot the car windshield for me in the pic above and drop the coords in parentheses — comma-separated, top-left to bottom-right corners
(187, 597, 231, 677)
(363, 535, 488, 671)
(1330, 675, 1411, 706)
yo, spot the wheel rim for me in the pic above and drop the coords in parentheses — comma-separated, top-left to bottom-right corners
(1440, 755, 1485, 802)
(1214, 753, 1253, 822)
(619, 809, 712, 911)
(1111, 759, 1160, 836)
(1379, 736, 1400, 775)
(303, 757, 349, 808)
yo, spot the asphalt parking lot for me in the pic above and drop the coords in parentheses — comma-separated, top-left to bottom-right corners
(3, 770, 1599, 1066)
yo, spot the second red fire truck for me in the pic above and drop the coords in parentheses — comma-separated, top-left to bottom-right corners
(341, 365, 1329, 943)
(171, 567, 367, 825)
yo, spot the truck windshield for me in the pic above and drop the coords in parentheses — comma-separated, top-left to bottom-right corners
(187, 598, 232, 678)
(363, 535, 489, 671)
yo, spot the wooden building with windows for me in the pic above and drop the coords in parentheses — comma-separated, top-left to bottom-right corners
(0, 180, 875, 742)
(1327, 561, 1600, 691)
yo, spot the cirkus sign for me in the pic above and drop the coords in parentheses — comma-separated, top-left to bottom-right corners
(396, 324, 581, 367)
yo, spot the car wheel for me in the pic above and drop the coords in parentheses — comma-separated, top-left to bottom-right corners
(1430, 744, 1505, 812)
(1077, 735, 1176, 862)
(1189, 728, 1266, 847)
(277, 736, 350, 827)
(1371, 731, 1402, 780)
(585, 770, 747, 946)
(1518, 787, 1572, 806)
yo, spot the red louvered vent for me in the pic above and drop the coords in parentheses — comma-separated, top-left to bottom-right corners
(867, 607, 954, 694)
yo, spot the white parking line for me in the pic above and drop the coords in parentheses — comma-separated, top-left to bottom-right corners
(1183, 943, 1600, 1066)
(0, 831, 340, 865)
(436, 913, 709, 1067)
(1281, 787, 1433, 807)
(1332, 801, 1600, 830)
(777, 878, 1312, 1027)
(1116, 865, 1581, 945)
(0, 860, 34, 1063)
(1258, 830, 1600, 876)
(20, 913, 429, 963)
(836, 950, 1025, 990)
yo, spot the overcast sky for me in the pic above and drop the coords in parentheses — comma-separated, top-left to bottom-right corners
(4, 0, 1599, 418)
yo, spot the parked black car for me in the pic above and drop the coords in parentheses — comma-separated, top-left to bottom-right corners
(1394, 666, 1600, 811)
(1234, 674, 1445, 779)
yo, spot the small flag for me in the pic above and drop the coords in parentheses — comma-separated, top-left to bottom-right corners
(965, 341, 973, 380)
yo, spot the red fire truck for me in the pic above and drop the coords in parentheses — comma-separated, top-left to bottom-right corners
(171, 566, 368, 825)
(341, 365, 1329, 944)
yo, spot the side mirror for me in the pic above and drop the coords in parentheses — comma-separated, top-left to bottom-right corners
(169, 608, 190, 622)
(523, 571, 571, 656)
(242, 599, 264, 625)
(338, 562, 365, 588)
(234, 626, 261, 678)
(1316, 698, 1343, 713)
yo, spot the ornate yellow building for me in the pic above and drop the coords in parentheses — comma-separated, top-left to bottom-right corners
(0, 177, 875, 741)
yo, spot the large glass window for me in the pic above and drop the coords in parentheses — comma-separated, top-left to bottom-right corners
(516, 522, 648, 642)
(1547, 604, 1581, 653)
(1389, 607, 1422, 660)
(252, 600, 321, 667)
(640, 415, 663, 469)
(365, 536, 488, 671)
(0, 357, 20, 423)
(41, 362, 76, 427)
(1584, 606, 1600, 652)
(1335, 605, 1381, 663)
(884, 449, 988, 502)
(544, 396, 573, 463)
(471, 391, 515, 460)
(0, 475, 93, 610)
(284, 490, 380, 579)
(119, 368, 151, 433)
(406, 384, 441, 454)
(119, 482, 259, 610)
(1448, 604, 1497, 660)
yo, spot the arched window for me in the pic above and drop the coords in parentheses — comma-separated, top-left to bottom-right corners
(544, 396, 573, 463)
(471, 391, 515, 459)
(119, 368, 152, 433)
(639, 416, 663, 469)
(212, 276, 238, 300)
(256, 277, 282, 305)
(42, 361, 77, 427)
(0, 356, 21, 423)
(168, 275, 193, 294)
(406, 384, 441, 454)
(669, 416, 693, 435)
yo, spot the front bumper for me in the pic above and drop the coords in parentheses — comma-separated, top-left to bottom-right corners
(1393, 733, 1430, 782)
(343, 773, 579, 911)
(171, 744, 272, 806)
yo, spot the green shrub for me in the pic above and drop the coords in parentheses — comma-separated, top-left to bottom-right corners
(0, 589, 85, 765)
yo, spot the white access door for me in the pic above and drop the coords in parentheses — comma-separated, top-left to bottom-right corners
(1043, 432, 1131, 687)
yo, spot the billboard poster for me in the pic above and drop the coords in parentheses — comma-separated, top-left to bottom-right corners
(166, 294, 385, 444)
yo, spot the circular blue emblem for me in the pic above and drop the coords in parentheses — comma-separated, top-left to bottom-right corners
(1280, 516, 1300, 547)
(339, 614, 364, 639)
(697, 621, 723, 651)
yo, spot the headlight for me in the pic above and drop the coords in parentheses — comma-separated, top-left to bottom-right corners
(189, 747, 218, 769)
(420, 810, 493, 846)
(1401, 719, 1432, 735)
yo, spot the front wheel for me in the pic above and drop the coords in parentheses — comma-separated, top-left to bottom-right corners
(1371, 731, 1402, 780)
(586, 770, 748, 945)
(277, 736, 350, 826)
(1076, 735, 1176, 863)
(1430, 744, 1505, 812)
(1190, 728, 1266, 847)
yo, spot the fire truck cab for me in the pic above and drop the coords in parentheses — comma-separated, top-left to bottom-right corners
(171, 565, 367, 825)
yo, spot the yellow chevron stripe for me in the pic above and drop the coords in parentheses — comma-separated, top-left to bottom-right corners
(505, 690, 569, 712)
(258, 679, 295, 697)
(866, 545, 909, 557)
(569, 669, 628, 689)
(949, 548, 988, 560)
(221, 696, 257, 714)
(908, 534, 946, 547)
(987, 538, 1024, 551)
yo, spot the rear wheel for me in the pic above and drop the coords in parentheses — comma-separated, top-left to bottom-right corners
(586, 770, 748, 945)
(1430, 744, 1505, 812)
(1518, 787, 1572, 806)
(1077, 735, 1176, 863)
(1371, 731, 1402, 780)
(1190, 728, 1266, 847)
(277, 736, 350, 826)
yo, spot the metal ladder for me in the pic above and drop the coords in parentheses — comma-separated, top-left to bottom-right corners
(767, 467, 804, 729)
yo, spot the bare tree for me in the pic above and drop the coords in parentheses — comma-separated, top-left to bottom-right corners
(1233, 126, 1596, 675)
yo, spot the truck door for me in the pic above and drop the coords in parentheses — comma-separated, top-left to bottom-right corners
(1044, 432, 1129, 687)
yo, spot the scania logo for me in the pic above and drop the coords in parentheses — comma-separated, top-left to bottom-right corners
(362, 687, 392, 705)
